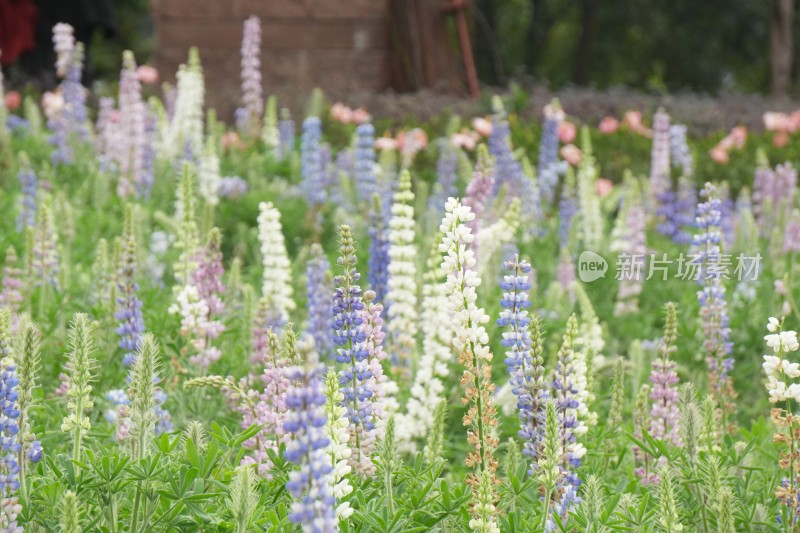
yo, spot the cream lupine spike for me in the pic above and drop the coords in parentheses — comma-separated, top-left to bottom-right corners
(475, 197, 520, 282)
(323, 371, 354, 520)
(257, 202, 295, 324)
(386, 170, 418, 370)
(166, 48, 204, 158)
(397, 241, 452, 451)
(577, 127, 604, 251)
(198, 136, 220, 207)
(439, 197, 500, 532)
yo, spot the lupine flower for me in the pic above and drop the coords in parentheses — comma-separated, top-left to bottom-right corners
(784, 209, 800, 254)
(166, 48, 204, 158)
(498, 257, 547, 467)
(556, 247, 576, 303)
(558, 171, 578, 248)
(367, 195, 390, 305)
(549, 314, 586, 525)
(360, 290, 395, 428)
(262, 95, 279, 150)
(301, 116, 326, 208)
(116, 51, 146, 198)
(476, 198, 520, 283)
(218, 176, 248, 199)
(277, 108, 295, 160)
(355, 122, 377, 202)
(693, 183, 735, 429)
(670, 124, 693, 178)
(464, 145, 496, 262)
(538, 99, 566, 207)
(32, 203, 60, 290)
(15, 155, 36, 232)
(657, 176, 696, 244)
(656, 465, 683, 531)
(61, 42, 89, 139)
(237, 16, 263, 136)
(127, 333, 161, 460)
(754, 162, 796, 237)
(198, 136, 221, 207)
(60, 314, 96, 463)
(15, 318, 42, 475)
(649, 303, 681, 446)
(397, 244, 452, 450)
(537, 400, 562, 532)
(305, 244, 333, 360)
(0, 248, 23, 319)
(332, 225, 376, 474)
(283, 360, 338, 532)
(116, 210, 145, 366)
(386, 171, 417, 372)
(172, 164, 200, 290)
(52, 23, 74, 77)
(439, 197, 500, 529)
(612, 178, 646, 316)
(576, 130, 604, 250)
(429, 140, 459, 218)
(258, 202, 295, 326)
(322, 370, 354, 520)
(650, 108, 672, 205)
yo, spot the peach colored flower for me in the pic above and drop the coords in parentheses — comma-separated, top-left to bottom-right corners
(472, 117, 493, 137)
(598, 116, 619, 134)
(596, 178, 614, 198)
(375, 136, 398, 151)
(729, 125, 747, 148)
(544, 100, 565, 122)
(774, 130, 790, 148)
(41, 91, 64, 118)
(5, 90, 21, 111)
(137, 65, 159, 85)
(330, 102, 353, 124)
(560, 144, 582, 166)
(451, 132, 476, 151)
(623, 110, 653, 137)
(764, 112, 791, 132)
(709, 146, 729, 164)
(559, 121, 577, 143)
(222, 131, 244, 151)
(352, 107, 370, 124)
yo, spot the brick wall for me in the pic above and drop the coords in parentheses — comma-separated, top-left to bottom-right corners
(150, 0, 392, 117)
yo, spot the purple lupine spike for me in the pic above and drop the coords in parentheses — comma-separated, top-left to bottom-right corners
(367, 196, 390, 308)
(301, 116, 326, 207)
(649, 108, 671, 204)
(0, 362, 22, 494)
(429, 140, 459, 221)
(558, 182, 578, 248)
(0, 248, 23, 318)
(15, 160, 37, 232)
(693, 183, 735, 428)
(282, 362, 337, 531)
(614, 186, 646, 316)
(218, 176, 248, 199)
(784, 209, 800, 254)
(96, 97, 118, 174)
(648, 303, 681, 447)
(115, 232, 145, 366)
(305, 245, 333, 360)
(137, 110, 157, 199)
(657, 176, 696, 244)
(277, 109, 294, 160)
(355, 122, 377, 202)
(464, 145, 495, 261)
(754, 163, 797, 237)
(237, 16, 263, 135)
(118, 51, 146, 198)
(537, 100, 565, 207)
(669, 123, 693, 178)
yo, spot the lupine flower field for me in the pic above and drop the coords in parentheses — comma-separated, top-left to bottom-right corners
(3, 17, 800, 532)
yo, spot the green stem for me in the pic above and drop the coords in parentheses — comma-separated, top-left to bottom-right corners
(131, 482, 142, 533)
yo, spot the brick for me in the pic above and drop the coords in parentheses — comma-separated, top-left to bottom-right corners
(233, 0, 311, 18)
(311, 0, 389, 19)
(154, 0, 236, 18)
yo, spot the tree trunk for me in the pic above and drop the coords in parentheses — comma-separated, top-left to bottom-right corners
(771, 0, 793, 97)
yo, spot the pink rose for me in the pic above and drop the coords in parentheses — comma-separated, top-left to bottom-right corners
(598, 116, 619, 134)
(5, 90, 21, 111)
(374, 136, 398, 151)
(764, 112, 791, 132)
(709, 146, 729, 164)
(450, 132, 476, 151)
(352, 107, 370, 125)
(330, 103, 352, 124)
(729, 126, 747, 148)
(596, 178, 614, 198)
(774, 130, 790, 148)
(560, 144, 582, 166)
(137, 65, 159, 85)
(472, 117, 493, 137)
(623, 110, 653, 137)
(558, 121, 577, 143)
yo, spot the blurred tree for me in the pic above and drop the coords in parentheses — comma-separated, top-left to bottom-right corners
(770, 0, 793, 96)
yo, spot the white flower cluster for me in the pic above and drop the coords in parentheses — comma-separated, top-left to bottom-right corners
(168, 284, 223, 367)
(386, 171, 418, 366)
(763, 317, 800, 403)
(198, 138, 220, 206)
(323, 372, 354, 520)
(439, 198, 491, 362)
(167, 50, 204, 158)
(476, 197, 520, 282)
(397, 248, 452, 450)
(258, 202, 295, 324)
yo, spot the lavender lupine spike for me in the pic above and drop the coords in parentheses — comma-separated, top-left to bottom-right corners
(305, 244, 333, 360)
(549, 315, 585, 529)
(115, 208, 145, 366)
(61, 42, 89, 141)
(649, 303, 681, 447)
(693, 182, 735, 431)
(138, 108, 157, 198)
(95, 97, 117, 172)
(15, 154, 36, 232)
(537, 99, 566, 207)
(556, 247, 575, 304)
(613, 178, 646, 316)
(237, 16, 263, 136)
(464, 145, 495, 262)
(558, 169, 578, 248)
(277, 108, 295, 160)
(282, 360, 338, 532)
(301, 117, 326, 207)
(32, 203, 59, 290)
(657, 176, 696, 244)
(186, 228, 226, 368)
(498, 257, 547, 465)
(650, 108, 671, 206)
(359, 291, 393, 460)
(355, 122, 377, 202)
(754, 162, 797, 237)
(367, 195, 390, 306)
(0, 313, 24, 511)
(52, 23, 74, 77)
(429, 140, 459, 218)
(669, 124, 693, 178)
(785, 209, 800, 254)
(117, 51, 146, 198)
(0, 248, 23, 318)
(332, 225, 375, 474)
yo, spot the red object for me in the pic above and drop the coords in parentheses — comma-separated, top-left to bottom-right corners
(443, 0, 479, 99)
(0, 0, 39, 65)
